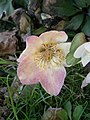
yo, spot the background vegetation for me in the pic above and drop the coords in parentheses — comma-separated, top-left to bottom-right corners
(0, 0, 90, 119)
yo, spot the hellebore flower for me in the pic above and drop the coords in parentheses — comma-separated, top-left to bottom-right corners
(74, 42, 90, 67)
(81, 72, 90, 88)
(17, 30, 71, 96)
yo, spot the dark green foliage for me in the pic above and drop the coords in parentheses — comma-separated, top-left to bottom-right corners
(0, 0, 14, 16)
(50, 0, 80, 17)
(66, 33, 86, 66)
(0, 0, 90, 120)
(13, 0, 29, 9)
(73, 105, 84, 120)
(65, 14, 84, 30)
(0, 19, 15, 32)
(82, 16, 90, 36)
(51, 0, 90, 36)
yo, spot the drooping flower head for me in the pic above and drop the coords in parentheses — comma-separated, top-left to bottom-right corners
(17, 30, 71, 96)
(81, 72, 90, 88)
(74, 42, 90, 67)
(74, 42, 90, 88)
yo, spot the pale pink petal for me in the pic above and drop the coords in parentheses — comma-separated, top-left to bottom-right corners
(81, 72, 90, 88)
(39, 66, 66, 96)
(17, 36, 43, 62)
(74, 44, 86, 58)
(17, 57, 43, 84)
(84, 42, 90, 52)
(81, 54, 90, 67)
(39, 30, 68, 43)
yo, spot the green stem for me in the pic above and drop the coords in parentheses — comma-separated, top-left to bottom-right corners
(7, 75, 19, 120)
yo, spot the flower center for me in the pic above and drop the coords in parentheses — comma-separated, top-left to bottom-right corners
(34, 42, 65, 68)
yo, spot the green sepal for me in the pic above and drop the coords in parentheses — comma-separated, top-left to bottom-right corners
(66, 32, 86, 66)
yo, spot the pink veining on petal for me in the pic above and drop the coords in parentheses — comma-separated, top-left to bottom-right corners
(17, 30, 69, 96)
(17, 36, 43, 62)
(39, 30, 68, 43)
(55, 31, 68, 42)
(17, 57, 43, 85)
(26, 36, 42, 48)
(39, 66, 66, 96)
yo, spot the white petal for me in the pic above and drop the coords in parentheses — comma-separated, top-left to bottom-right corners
(84, 42, 90, 52)
(81, 79, 88, 88)
(81, 54, 90, 67)
(85, 72, 90, 83)
(74, 44, 86, 58)
(41, 13, 52, 20)
(81, 72, 90, 88)
(57, 42, 71, 56)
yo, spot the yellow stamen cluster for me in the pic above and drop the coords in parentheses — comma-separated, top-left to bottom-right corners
(34, 42, 65, 68)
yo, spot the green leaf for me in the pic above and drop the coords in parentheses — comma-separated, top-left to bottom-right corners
(31, 118, 37, 120)
(32, 26, 47, 35)
(82, 16, 90, 36)
(41, 108, 68, 120)
(41, 109, 52, 120)
(13, 0, 29, 9)
(87, 6, 90, 16)
(56, 109, 68, 120)
(0, 0, 14, 16)
(64, 101, 72, 120)
(50, 0, 80, 17)
(86, 113, 90, 119)
(66, 53, 80, 66)
(74, 0, 87, 7)
(66, 14, 84, 30)
(86, 0, 90, 6)
(0, 19, 15, 32)
(0, 58, 12, 64)
(73, 105, 83, 120)
(70, 33, 86, 52)
(66, 32, 86, 66)
(74, 0, 90, 7)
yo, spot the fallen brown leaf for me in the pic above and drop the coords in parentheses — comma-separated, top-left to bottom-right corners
(0, 31, 18, 56)
(51, 20, 66, 31)
(42, 0, 56, 15)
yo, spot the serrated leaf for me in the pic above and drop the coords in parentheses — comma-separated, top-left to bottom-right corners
(50, 0, 80, 17)
(82, 16, 90, 36)
(66, 32, 86, 66)
(73, 105, 83, 120)
(64, 101, 72, 120)
(0, 0, 14, 17)
(66, 14, 84, 30)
